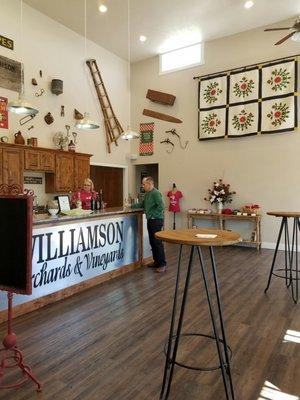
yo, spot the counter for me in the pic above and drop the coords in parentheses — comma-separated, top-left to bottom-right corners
(0, 208, 151, 322)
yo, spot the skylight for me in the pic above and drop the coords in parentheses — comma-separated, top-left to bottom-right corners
(159, 43, 204, 75)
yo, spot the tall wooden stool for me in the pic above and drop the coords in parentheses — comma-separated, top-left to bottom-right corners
(156, 228, 241, 400)
(265, 211, 300, 303)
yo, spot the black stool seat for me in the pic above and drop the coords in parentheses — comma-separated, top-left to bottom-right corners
(155, 228, 240, 400)
(265, 211, 300, 303)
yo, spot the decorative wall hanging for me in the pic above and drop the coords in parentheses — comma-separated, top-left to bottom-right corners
(35, 88, 45, 97)
(146, 89, 176, 106)
(139, 122, 154, 156)
(165, 128, 188, 149)
(0, 55, 22, 92)
(74, 109, 83, 120)
(51, 79, 63, 95)
(160, 138, 174, 153)
(0, 97, 8, 129)
(44, 112, 54, 125)
(143, 109, 182, 123)
(197, 55, 298, 140)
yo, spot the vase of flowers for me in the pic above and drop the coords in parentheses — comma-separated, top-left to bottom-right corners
(204, 179, 236, 214)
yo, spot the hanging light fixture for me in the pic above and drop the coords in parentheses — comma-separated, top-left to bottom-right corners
(120, 0, 139, 140)
(8, 0, 38, 115)
(75, 0, 99, 130)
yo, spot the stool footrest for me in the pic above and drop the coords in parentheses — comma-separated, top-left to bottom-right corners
(164, 333, 233, 372)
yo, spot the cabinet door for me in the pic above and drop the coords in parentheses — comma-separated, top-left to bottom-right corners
(55, 153, 74, 192)
(2, 148, 24, 187)
(74, 155, 90, 190)
(24, 149, 40, 170)
(0, 148, 2, 184)
(40, 151, 55, 172)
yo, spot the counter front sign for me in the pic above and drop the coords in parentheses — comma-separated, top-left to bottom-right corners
(0, 215, 140, 311)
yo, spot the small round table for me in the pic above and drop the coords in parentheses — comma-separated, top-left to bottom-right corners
(265, 211, 300, 303)
(155, 228, 241, 400)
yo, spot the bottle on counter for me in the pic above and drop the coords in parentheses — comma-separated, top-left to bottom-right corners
(91, 196, 96, 211)
(76, 192, 82, 209)
(96, 189, 103, 210)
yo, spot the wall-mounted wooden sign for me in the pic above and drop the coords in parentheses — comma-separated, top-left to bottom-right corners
(24, 176, 42, 185)
(0, 55, 22, 92)
(0, 34, 14, 50)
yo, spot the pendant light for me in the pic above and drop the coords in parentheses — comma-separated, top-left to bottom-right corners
(120, 0, 139, 140)
(75, 0, 99, 130)
(8, 0, 38, 116)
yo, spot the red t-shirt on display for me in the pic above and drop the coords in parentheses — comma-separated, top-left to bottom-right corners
(167, 190, 183, 213)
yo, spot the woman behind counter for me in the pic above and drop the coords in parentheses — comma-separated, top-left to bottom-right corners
(71, 178, 98, 210)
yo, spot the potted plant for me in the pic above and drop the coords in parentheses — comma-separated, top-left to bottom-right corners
(204, 179, 236, 214)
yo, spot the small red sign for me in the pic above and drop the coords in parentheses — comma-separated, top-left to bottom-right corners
(0, 96, 8, 129)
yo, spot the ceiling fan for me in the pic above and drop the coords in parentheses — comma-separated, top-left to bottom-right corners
(264, 17, 300, 45)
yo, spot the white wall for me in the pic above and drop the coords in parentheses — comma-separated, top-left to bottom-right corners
(130, 18, 300, 247)
(0, 0, 131, 189)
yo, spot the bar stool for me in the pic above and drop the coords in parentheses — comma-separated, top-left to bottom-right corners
(265, 211, 300, 303)
(155, 228, 241, 400)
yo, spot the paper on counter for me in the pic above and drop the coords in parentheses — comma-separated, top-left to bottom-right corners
(195, 234, 217, 239)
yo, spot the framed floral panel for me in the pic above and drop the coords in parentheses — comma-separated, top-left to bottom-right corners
(229, 67, 259, 104)
(199, 74, 227, 108)
(261, 95, 296, 134)
(199, 108, 226, 140)
(262, 60, 296, 99)
(228, 102, 259, 137)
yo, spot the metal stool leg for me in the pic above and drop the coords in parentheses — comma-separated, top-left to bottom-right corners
(161, 245, 195, 400)
(197, 246, 233, 400)
(264, 217, 286, 293)
(285, 217, 292, 287)
(209, 246, 235, 400)
(160, 245, 183, 399)
(291, 218, 299, 303)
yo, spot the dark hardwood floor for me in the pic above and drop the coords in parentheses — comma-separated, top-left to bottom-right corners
(1, 245, 300, 399)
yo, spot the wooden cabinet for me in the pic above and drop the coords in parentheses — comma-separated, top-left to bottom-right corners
(56, 153, 74, 192)
(24, 149, 55, 172)
(40, 151, 55, 171)
(74, 155, 90, 190)
(2, 147, 24, 187)
(0, 144, 91, 194)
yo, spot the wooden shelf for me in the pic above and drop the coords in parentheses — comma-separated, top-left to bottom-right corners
(187, 212, 262, 250)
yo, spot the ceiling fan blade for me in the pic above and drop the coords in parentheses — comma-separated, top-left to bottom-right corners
(275, 31, 296, 45)
(264, 28, 292, 31)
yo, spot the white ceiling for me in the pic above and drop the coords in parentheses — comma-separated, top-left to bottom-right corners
(24, 0, 300, 62)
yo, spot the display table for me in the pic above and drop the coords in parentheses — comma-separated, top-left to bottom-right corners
(265, 211, 300, 303)
(156, 228, 241, 400)
(187, 212, 261, 250)
(0, 207, 149, 322)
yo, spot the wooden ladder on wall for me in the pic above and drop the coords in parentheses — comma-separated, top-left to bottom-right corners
(86, 59, 124, 153)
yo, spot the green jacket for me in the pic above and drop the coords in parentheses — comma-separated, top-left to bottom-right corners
(132, 188, 164, 220)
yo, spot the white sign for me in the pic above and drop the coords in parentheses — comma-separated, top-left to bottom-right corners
(0, 214, 139, 310)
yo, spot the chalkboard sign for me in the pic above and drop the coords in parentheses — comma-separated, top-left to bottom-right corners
(0, 196, 32, 294)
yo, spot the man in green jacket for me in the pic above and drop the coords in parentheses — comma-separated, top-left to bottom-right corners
(132, 176, 167, 273)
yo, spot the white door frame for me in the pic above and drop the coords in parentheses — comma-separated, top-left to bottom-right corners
(90, 162, 128, 200)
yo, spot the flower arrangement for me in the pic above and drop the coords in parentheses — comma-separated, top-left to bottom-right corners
(204, 179, 236, 205)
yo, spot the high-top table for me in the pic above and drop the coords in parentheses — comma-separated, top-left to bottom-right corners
(155, 228, 241, 400)
(265, 211, 300, 303)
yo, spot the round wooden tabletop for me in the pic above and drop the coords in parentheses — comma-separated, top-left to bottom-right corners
(267, 211, 300, 218)
(155, 228, 241, 247)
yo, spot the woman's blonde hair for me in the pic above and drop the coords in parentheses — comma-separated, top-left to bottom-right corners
(83, 178, 94, 191)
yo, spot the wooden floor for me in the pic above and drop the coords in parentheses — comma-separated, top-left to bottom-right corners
(1, 245, 300, 400)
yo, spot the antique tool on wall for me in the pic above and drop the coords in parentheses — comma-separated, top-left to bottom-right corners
(165, 128, 188, 149)
(264, 17, 300, 45)
(61, 105, 65, 117)
(27, 125, 34, 131)
(35, 88, 44, 97)
(31, 78, 37, 86)
(86, 59, 123, 153)
(160, 138, 174, 153)
(72, 131, 77, 144)
(143, 109, 182, 123)
(51, 79, 63, 95)
(146, 89, 176, 106)
(19, 113, 36, 126)
(74, 109, 83, 120)
(44, 112, 54, 125)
